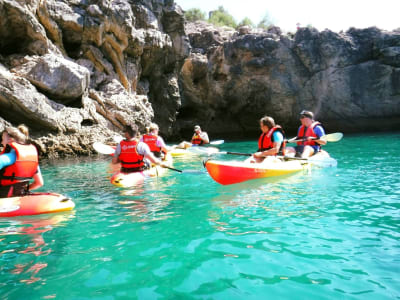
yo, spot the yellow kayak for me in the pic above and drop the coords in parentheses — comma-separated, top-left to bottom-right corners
(111, 154, 173, 187)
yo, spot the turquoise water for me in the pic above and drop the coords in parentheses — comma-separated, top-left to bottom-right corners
(1, 133, 399, 299)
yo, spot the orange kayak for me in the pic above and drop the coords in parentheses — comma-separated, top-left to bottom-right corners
(204, 157, 309, 185)
(0, 193, 75, 217)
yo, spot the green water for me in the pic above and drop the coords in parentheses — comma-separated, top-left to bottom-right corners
(1, 133, 399, 299)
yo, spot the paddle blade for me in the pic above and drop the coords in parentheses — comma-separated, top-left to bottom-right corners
(113, 135, 123, 143)
(93, 142, 116, 155)
(322, 132, 343, 142)
(210, 140, 224, 145)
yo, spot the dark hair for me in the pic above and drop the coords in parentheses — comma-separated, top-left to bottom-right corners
(260, 116, 275, 128)
(123, 124, 138, 138)
(300, 110, 314, 119)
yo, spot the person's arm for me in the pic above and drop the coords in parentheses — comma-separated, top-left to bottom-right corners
(29, 166, 44, 190)
(200, 132, 209, 144)
(112, 144, 121, 164)
(157, 137, 170, 153)
(139, 142, 168, 167)
(0, 149, 16, 169)
(313, 125, 327, 145)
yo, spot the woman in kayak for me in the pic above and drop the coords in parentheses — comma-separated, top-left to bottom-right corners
(0, 125, 44, 197)
(140, 123, 171, 159)
(247, 116, 286, 163)
(112, 124, 168, 172)
(285, 110, 327, 158)
(178, 125, 210, 149)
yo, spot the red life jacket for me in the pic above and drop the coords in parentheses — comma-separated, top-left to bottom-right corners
(191, 134, 204, 145)
(142, 134, 161, 153)
(258, 126, 286, 155)
(118, 140, 145, 171)
(0, 142, 39, 186)
(296, 122, 322, 146)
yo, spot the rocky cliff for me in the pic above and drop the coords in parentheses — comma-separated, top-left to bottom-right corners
(179, 22, 400, 137)
(0, 0, 188, 157)
(0, 1, 399, 157)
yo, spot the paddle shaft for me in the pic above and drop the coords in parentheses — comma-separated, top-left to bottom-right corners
(287, 132, 343, 143)
(164, 165, 182, 173)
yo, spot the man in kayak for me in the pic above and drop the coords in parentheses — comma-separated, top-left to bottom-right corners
(285, 110, 327, 158)
(0, 125, 44, 197)
(248, 116, 286, 163)
(177, 125, 209, 149)
(112, 124, 168, 172)
(140, 123, 171, 159)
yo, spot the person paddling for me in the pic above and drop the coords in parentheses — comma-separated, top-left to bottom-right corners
(247, 116, 286, 163)
(140, 123, 171, 159)
(0, 125, 44, 197)
(285, 110, 327, 158)
(112, 124, 168, 172)
(178, 125, 209, 149)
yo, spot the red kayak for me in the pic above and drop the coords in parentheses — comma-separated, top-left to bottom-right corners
(204, 157, 308, 185)
(0, 193, 75, 217)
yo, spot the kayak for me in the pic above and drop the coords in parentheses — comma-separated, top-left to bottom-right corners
(204, 151, 335, 185)
(0, 192, 75, 217)
(111, 154, 173, 187)
(170, 146, 220, 157)
(204, 157, 308, 185)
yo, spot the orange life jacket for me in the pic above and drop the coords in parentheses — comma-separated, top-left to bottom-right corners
(191, 134, 204, 145)
(0, 142, 39, 186)
(296, 122, 322, 146)
(257, 126, 286, 155)
(118, 140, 145, 171)
(142, 134, 161, 153)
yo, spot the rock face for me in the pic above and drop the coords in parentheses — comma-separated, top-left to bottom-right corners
(0, 1, 399, 157)
(0, 0, 188, 157)
(179, 22, 400, 137)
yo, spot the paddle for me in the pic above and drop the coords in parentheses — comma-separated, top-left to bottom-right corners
(287, 132, 343, 143)
(210, 140, 224, 145)
(164, 165, 182, 173)
(93, 142, 115, 155)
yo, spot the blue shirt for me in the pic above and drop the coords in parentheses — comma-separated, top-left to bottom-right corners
(272, 131, 284, 143)
(0, 148, 16, 170)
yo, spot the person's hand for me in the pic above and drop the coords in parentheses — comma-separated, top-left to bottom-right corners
(253, 152, 263, 158)
(160, 162, 169, 168)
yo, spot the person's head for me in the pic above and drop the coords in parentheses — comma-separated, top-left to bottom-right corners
(123, 124, 138, 140)
(194, 125, 201, 134)
(148, 123, 159, 134)
(259, 116, 275, 132)
(299, 110, 314, 126)
(1, 126, 27, 146)
(17, 124, 29, 138)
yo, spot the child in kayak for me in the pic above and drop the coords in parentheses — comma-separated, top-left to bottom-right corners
(140, 123, 171, 159)
(112, 124, 168, 173)
(0, 125, 44, 197)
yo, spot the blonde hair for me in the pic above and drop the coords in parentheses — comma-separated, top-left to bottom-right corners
(17, 124, 29, 138)
(3, 126, 27, 144)
(145, 123, 159, 134)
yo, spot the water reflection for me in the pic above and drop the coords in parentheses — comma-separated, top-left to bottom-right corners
(0, 213, 75, 285)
